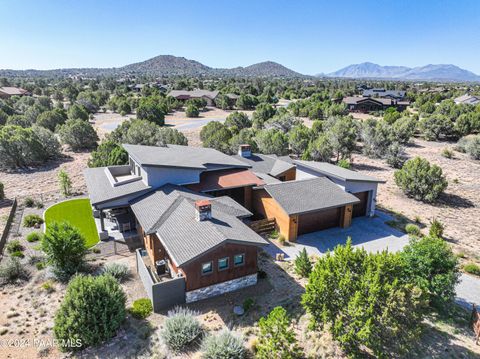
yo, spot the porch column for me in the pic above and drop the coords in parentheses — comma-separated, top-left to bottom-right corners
(100, 210, 105, 231)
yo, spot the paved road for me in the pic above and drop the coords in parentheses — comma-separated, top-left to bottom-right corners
(264, 210, 480, 309)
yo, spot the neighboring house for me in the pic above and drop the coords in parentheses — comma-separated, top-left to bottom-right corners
(454, 94, 480, 105)
(0, 86, 30, 98)
(84, 143, 383, 309)
(168, 89, 220, 106)
(362, 88, 406, 100)
(343, 96, 410, 113)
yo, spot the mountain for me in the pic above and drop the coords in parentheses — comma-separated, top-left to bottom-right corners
(0, 55, 305, 78)
(121, 55, 212, 76)
(327, 62, 480, 82)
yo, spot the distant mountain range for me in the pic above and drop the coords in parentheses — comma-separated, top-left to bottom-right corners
(0, 55, 303, 78)
(1, 56, 479, 82)
(327, 62, 480, 82)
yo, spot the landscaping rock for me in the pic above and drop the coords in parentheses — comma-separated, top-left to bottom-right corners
(233, 305, 244, 316)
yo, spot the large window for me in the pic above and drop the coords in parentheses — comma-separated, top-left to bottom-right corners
(233, 253, 245, 267)
(218, 257, 229, 271)
(201, 261, 213, 275)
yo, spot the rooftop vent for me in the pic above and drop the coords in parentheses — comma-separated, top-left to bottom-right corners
(238, 144, 252, 158)
(195, 200, 212, 221)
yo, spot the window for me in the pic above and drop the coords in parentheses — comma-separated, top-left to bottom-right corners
(201, 261, 213, 275)
(233, 254, 245, 267)
(218, 257, 229, 271)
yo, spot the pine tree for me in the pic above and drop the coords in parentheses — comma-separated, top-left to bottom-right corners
(294, 247, 312, 277)
(58, 169, 72, 197)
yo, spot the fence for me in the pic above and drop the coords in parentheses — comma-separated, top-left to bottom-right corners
(249, 217, 276, 234)
(136, 249, 186, 312)
(0, 198, 18, 255)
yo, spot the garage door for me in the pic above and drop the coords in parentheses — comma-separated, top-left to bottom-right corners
(353, 191, 369, 218)
(298, 207, 341, 235)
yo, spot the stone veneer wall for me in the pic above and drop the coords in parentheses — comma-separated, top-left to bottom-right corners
(186, 273, 257, 303)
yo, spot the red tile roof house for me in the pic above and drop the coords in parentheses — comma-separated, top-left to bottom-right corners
(84, 144, 383, 311)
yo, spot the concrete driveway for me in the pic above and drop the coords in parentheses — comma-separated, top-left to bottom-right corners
(263, 210, 480, 309)
(264, 210, 409, 260)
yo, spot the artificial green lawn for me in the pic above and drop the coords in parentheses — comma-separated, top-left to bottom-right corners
(44, 198, 99, 248)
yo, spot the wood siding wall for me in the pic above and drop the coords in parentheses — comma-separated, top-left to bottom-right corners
(144, 232, 259, 292)
(180, 243, 258, 291)
(278, 167, 296, 181)
(252, 188, 296, 241)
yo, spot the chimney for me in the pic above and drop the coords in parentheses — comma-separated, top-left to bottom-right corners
(195, 200, 212, 221)
(238, 144, 252, 158)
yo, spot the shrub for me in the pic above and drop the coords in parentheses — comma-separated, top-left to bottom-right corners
(35, 262, 46, 270)
(405, 224, 421, 237)
(463, 263, 480, 276)
(10, 250, 24, 258)
(429, 218, 445, 238)
(160, 307, 203, 352)
(278, 234, 286, 246)
(23, 197, 35, 207)
(129, 298, 153, 319)
(465, 135, 480, 160)
(243, 297, 254, 312)
(41, 280, 55, 293)
(34, 200, 44, 209)
(394, 157, 448, 202)
(401, 236, 460, 311)
(57, 119, 98, 151)
(101, 263, 130, 282)
(201, 329, 245, 359)
(23, 214, 44, 227)
(337, 159, 350, 169)
(185, 104, 199, 118)
(26, 232, 42, 242)
(0, 258, 29, 283)
(58, 169, 72, 197)
(441, 148, 454, 159)
(6, 240, 24, 253)
(0, 182, 4, 200)
(294, 248, 312, 277)
(303, 239, 425, 356)
(256, 306, 300, 358)
(54, 274, 126, 351)
(41, 221, 88, 280)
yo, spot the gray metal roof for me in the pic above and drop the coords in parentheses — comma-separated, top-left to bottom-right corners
(130, 184, 252, 234)
(263, 177, 360, 216)
(294, 160, 385, 183)
(168, 89, 219, 100)
(130, 185, 265, 267)
(232, 153, 295, 177)
(84, 167, 151, 206)
(124, 144, 250, 169)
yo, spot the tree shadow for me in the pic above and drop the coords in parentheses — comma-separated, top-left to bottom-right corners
(434, 192, 475, 209)
(0, 154, 76, 175)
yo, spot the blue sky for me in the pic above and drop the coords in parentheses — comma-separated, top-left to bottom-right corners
(1, 0, 480, 74)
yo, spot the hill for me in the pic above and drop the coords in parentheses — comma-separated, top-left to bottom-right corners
(327, 62, 480, 82)
(0, 55, 305, 78)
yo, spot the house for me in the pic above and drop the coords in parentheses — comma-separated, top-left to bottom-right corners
(0, 86, 30, 98)
(362, 88, 406, 100)
(84, 143, 383, 309)
(84, 144, 268, 309)
(454, 94, 480, 105)
(168, 89, 220, 106)
(342, 96, 409, 113)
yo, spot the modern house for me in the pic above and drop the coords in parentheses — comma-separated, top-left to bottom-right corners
(168, 89, 220, 106)
(0, 86, 30, 98)
(362, 88, 406, 100)
(454, 94, 480, 105)
(84, 143, 383, 309)
(342, 96, 410, 113)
